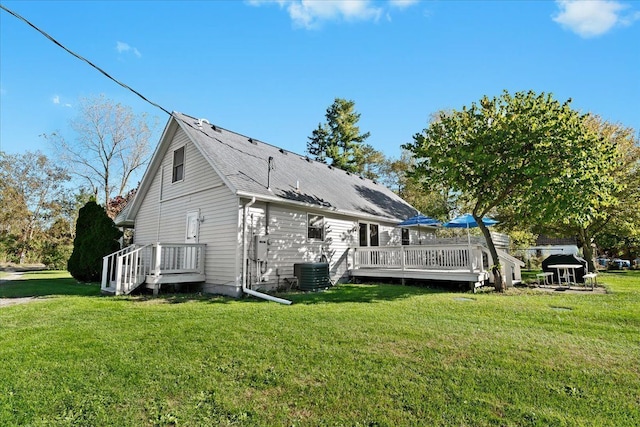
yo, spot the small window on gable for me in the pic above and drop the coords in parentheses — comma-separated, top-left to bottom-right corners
(172, 146, 185, 183)
(308, 214, 325, 240)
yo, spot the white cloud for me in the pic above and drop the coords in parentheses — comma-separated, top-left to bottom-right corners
(51, 95, 72, 107)
(389, 0, 419, 9)
(553, 0, 639, 38)
(248, 0, 417, 29)
(116, 41, 142, 58)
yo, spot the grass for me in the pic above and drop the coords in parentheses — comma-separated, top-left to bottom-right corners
(0, 270, 101, 298)
(0, 271, 639, 426)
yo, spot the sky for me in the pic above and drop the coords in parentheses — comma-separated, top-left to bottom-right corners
(1, 0, 639, 178)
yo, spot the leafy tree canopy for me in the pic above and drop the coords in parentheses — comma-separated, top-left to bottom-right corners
(403, 90, 620, 289)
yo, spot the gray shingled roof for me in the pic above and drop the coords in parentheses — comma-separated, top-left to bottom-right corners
(174, 112, 418, 222)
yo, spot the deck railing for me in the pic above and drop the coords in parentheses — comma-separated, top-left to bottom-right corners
(101, 243, 206, 295)
(352, 244, 524, 286)
(352, 244, 487, 272)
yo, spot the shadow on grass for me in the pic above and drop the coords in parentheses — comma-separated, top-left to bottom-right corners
(1, 272, 449, 306)
(0, 276, 101, 298)
(283, 283, 445, 305)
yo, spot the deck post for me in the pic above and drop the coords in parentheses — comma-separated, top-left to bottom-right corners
(469, 246, 474, 273)
(153, 243, 162, 277)
(401, 246, 406, 285)
(101, 256, 109, 290)
(115, 256, 123, 295)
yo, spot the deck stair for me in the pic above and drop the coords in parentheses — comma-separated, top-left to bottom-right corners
(102, 243, 206, 295)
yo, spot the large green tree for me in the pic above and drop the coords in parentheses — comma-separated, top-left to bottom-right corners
(0, 151, 70, 264)
(540, 116, 639, 269)
(379, 150, 452, 220)
(307, 98, 373, 174)
(404, 90, 618, 291)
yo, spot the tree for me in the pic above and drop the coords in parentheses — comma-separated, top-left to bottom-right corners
(404, 90, 618, 291)
(307, 98, 371, 173)
(47, 94, 155, 207)
(379, 150, 452, 220)
(68, 201, 122, 282)
(0, 151, 70, 264)
(540, 116, 640, 269)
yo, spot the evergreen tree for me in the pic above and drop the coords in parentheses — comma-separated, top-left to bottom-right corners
(68, 201, 122, 282)
(307, 98, 371, 173)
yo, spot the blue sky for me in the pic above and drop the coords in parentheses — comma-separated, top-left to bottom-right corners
(1, 0, 639, 173)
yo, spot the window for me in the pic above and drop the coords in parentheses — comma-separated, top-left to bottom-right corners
(401, 228, 410, 245)
(172, 146, 185, 182)
(359, 223, 368, 246)
(359, 223, 379, 247)
(369, 224, 379, 247)
(308, 214, 324, 240)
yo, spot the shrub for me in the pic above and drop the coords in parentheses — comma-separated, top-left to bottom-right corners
(67, 201, 122, 282)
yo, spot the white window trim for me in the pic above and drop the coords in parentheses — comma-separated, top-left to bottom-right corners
(359, 222, 380, 247)
(172, 145, 186, 183)
(307, 213, 325, 241)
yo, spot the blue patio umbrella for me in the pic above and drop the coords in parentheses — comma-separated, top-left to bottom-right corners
(443, 213, 498, 229)
(397, 214, 441, 244)
(397, 214, 441, 228)
(443, 213, 498, 245)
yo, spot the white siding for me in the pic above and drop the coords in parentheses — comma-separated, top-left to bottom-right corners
(133, 126, 408, 295)
(241, 202, 399, 291)
(134, 128, 241, 288)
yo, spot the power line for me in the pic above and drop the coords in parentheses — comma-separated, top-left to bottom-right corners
(0, 4, 172, 116)
(1, 4, 273, 165)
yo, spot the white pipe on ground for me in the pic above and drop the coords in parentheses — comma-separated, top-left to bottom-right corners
(242, 197, 291, 305)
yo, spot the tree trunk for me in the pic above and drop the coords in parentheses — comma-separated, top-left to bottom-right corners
(578, 228, 596, 273)
(474, 214, 505, 292)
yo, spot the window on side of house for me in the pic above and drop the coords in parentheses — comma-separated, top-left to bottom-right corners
(359, 223, 368, 246)
(359, 223, 380, 247)
(369, 224, 379, 247)
(172, 146, 185, 183)
(308, 214, 325, 240)
(402, 228, 410, 245)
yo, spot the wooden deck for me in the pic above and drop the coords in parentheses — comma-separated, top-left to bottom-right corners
(350, 244, 523, 289)
(101, 243, 206, 295)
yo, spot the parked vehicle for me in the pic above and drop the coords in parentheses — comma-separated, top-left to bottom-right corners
(610, 259, 631, 269)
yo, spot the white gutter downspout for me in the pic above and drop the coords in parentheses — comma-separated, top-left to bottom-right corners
(242, 197, 292, 305)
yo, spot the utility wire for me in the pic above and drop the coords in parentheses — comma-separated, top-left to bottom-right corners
(1, 4, 276, 165)
(0, 3, 172, 116)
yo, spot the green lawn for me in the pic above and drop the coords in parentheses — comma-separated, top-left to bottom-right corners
(0, 271, 638, 426)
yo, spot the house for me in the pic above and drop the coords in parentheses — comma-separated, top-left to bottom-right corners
(102, 112, 523, 299)
(103, 112, 422, 298)
(519, 236, 580, 267)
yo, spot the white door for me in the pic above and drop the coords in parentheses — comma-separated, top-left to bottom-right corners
(185, 211, 200, 269)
